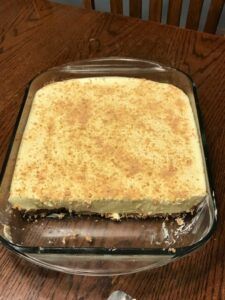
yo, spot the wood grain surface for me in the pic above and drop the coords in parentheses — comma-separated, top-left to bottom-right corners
(167, 0, 183, 26)
(83, 0, 95, 10)
(0, 1, 225, 299)
(186, 0, 204, 30)
(129, 0, 142, 18)
(204, 0, 224, 33)
(110, 0, 123, 15)
(149, 0, 162, 22)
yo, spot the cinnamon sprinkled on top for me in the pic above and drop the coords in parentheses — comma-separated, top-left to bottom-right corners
(9, 77, 206, 210)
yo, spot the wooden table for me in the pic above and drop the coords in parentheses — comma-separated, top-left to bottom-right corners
(0, 1, 225, 299)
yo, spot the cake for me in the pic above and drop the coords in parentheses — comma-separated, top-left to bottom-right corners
(8, 77, 207, 216)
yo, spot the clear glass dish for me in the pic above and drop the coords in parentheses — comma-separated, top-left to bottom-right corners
(0, 57, 217, 276)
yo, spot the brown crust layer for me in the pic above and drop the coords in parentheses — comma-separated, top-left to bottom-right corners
(18, 207, 197, 222)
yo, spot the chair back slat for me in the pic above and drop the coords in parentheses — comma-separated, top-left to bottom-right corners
(204, 0, 224, 33)
(149, 0, 163, 22)
(167, 0, 183, 26)
(82, 0, 224, 35)
(129, 0, 142, 18)
(110, 0, 123, 15)
(83, 0, 95, 10)
(186, 0, 204, 30)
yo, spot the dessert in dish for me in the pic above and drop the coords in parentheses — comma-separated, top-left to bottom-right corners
(9, 77, 207, 216)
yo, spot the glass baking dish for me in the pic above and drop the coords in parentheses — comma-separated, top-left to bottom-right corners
(0, 57, 217, 276)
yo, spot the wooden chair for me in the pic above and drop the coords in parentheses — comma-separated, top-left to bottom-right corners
(83, 0, 225, 34)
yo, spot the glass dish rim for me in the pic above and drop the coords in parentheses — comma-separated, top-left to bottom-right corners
(0, 57, 217, 257)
